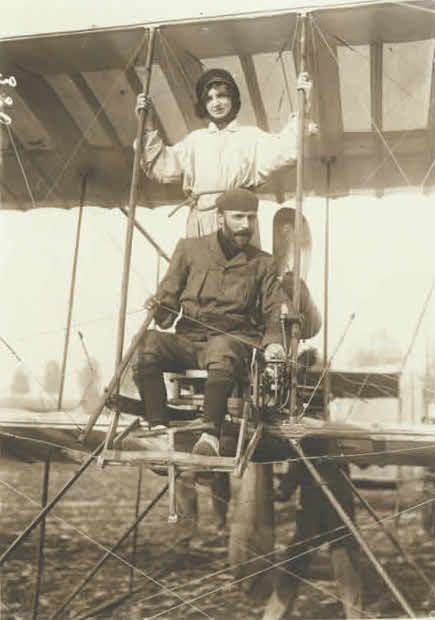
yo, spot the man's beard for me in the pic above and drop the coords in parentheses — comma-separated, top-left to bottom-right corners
(222, 222, 252, 248)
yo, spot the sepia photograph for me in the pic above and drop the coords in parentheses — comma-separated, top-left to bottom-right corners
(1, 1, 435, 618)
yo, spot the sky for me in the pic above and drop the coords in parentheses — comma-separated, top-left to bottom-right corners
(0, 0, 372, 38)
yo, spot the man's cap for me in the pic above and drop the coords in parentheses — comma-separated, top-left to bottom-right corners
(215, 189, 259, 212)
(196, 68, 238, 102)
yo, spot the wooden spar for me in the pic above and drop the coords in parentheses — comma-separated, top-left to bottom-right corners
(31, 459, 50, 620)
(322, 157, 334, 419)
(57, 173, 88, 410)
(289, 13, 308, 419)
(340, 468, 435, 596)
(292, 441, 416, 618)
(98, 27, 156, 451)
(129, 466, 143, 592)
(79, 310, 155, 442)
(49, 477, 171, 620)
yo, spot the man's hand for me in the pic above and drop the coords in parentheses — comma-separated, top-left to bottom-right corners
(144, 294, 159, 312)
(264, 343, 286, 362)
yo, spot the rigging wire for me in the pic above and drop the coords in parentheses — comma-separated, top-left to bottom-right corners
(299, 313, 355, 417)
(0, 335, 82, 431)
(6, 125, 37, 209)
(341, 272, 435, 422)
(41, 32, 150, 203)
(0, 479, 214, 620)
(310, 14, 435, 196)
(399, 274, 435, 373)
(5, 467, 434, 619)
(158, 31, 197, 101)
(311, 17, 412, 188)
(141, 489, 435, 619)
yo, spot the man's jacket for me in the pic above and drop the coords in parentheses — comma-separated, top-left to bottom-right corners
(154, 233, 320, 344)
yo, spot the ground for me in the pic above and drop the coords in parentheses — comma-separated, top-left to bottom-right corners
(2, 461, 435, 620)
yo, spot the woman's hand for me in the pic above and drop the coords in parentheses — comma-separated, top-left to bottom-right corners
(135, 93, 153, 118)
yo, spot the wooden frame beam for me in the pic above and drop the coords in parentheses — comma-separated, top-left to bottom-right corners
(14, 67, 90, 158)
(310, 31, 347, 196)
(370, 41, 385, 197)
(69, 73, 130, 168)
(156, 32, 203, 131)
(239, 54, 269, 131)
(422, 46, 435, 193)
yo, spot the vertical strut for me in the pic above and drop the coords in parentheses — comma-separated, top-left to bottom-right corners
(290, 13, 308, 419)
(322, 157, 334, 419)
(129, 465, 143, 592)
(58, 173, 88, 410)
(31, 459, 50, 620)
(103, 28, 156, 450)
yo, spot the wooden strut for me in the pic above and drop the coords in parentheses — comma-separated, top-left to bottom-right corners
(289, 13, 308, 420)
(49, 477, 173, 620)
(102, 27, 157, 453)
(0, 421, 137, 567)
(129, 465, 143, 593)
(340, 468, 435, 597)
(31, 459, 50, 620)
(322, 157, 334, 419)
(57, 173, 88, 410)
(292, 441, 416, 618)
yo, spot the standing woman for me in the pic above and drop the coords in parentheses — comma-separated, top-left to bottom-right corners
(136, 68, 313, 241)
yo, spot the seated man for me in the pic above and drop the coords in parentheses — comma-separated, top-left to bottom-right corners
(132, 188, 305, 456)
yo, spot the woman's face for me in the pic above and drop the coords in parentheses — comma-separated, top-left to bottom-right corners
(204, 84, 233, 123)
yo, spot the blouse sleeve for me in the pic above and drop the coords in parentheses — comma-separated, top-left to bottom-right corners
(253, 114, 298, 184)
(139, 129, 189, 184)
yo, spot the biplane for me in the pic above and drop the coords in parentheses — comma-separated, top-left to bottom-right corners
(1, 0, 435, 618)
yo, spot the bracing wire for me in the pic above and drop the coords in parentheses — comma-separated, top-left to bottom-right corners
(0, 478, 214, 620)
(6, 125, 37, 209)
(158, 31, 197, 102)
(0, 335, 82, 431)
(41, 32, 150, 203)
(141, 489, 435, 619)
(8, 466, 435, 620)
(311, 17, 412, 189)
